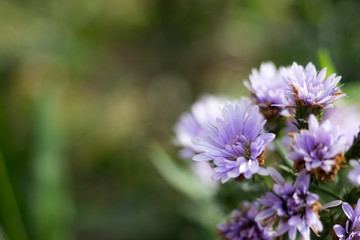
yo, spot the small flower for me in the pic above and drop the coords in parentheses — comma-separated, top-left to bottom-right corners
(174, 95, 229, 159)
(348, 160, 360, 186)
(323, 106, 360, 150)
(281, 62, 345, 110)
(174, 95, 228, 186)
(192, 99, 275, 183)
(217, 202, 274, 240)
(244, 62, 290, 120)
(333, 199, 360, 240)
(288, 114, 347, 181)
(281, 119, 298, 148)
(256, 168, 323, 240)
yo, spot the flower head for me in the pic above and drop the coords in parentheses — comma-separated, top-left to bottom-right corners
(244, 62, 289, 119)
(348, 160, 360, 186)
(174, 95, 228, 159)
(281, 119, 298, 148)
(256, 168, 322, 240)
(192, 99, 275, 183)
(333, 199, 360, 240)
(288, 114, 347, 181)
(217, 202, 274, 240)
(174, 96, 229, 186)
(281, 62, 345, 110)
(323, 105, 360, 150)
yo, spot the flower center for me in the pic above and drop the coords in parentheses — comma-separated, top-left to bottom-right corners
(230, 135, 252, 160)
(283, 192, 306, 216)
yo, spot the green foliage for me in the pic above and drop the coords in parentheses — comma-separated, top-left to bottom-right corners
(317, 48, 336, 76)
(294, 104, 323, 130)
(0, 151, 28, 240)
(148, 145, 222, 237)
(345, 132, 360, 160)
(29, 86, 74, 240)
(148, 145, 214, 202)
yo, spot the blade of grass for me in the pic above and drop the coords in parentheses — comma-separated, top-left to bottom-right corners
(274, 139, 293, 168)
(0, 149, 28, 240)
(30, 86, 74, 240)
(148, 144, 214, 201)
(317, 48, 336, 76)
(148, 144, 223, 233)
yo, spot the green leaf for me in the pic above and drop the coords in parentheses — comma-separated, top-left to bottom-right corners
(148, 144, 214, 202)
(148, 144, 223, 232)
(0, 150, 28, 240)
(274, 139, 293, 168)
(317, 48, 336, 76)
(345, 132, 360, 160)
(30, 86, 74, 240)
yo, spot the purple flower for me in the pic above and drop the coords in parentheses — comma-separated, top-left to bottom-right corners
(288, 114, 347, 181)
(174, 95, 229, 186)
(192, 99, 275, 183)
(348, 160, 360, 186)
(281, 62, 345, 109)
(281, 119, 298, 148)
(217, 202, 274, 240)
(174, 95, 228, 159)
(244, 62, 290, 118)
(256, 168, 322, 240)
(333, 199, 360, 240)
(323, 106, 360, 150)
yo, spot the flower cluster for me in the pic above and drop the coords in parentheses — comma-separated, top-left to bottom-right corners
(256, 169, 322, 240)
(171, 61, 360, 240)
(217, 202, 274, 240)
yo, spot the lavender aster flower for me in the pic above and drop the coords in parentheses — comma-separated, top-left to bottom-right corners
(217, 202, 274, 240)
(256, 168, 322, 240)
(333, 199, 360, 240)
(192, 99, 275, 183)
(174, 95, 228, 159)
(288, 114, 347, 181)
(244, 62, 290, 120)
(281, 62, 345, 110)
(348, 160, 360, 186)
(174, 95, 228, 186)
(323, 106, 360, 150)
(281, 119, 298, 148)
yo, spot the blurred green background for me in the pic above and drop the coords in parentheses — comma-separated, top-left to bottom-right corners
(1, 0, 360, 239)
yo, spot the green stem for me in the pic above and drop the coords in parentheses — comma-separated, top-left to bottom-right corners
(273, 139, 292, 168)
(313, 183, 342, 200)
(0, 149, 28, 240)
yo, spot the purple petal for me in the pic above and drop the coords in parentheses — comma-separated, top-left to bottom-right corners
(192, 153, 212, 161)
(267, 167, 285, 184)
(288, 226, 297, 240)
(322, 200, 342, 209)
(342, 202, 354, 220)
(294, 169, 309, 193)
(248, 159, 259, 173)
(255, 208, 274, 222)
(333, 224, 346, 237)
